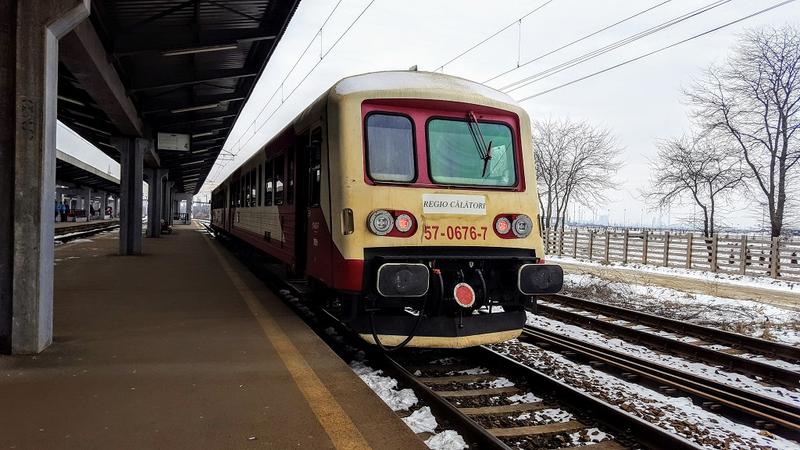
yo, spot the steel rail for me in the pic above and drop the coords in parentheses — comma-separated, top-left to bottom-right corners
(522, 326, 800, 438)
(533, 302, 800, 387)
(543, 293, 800, 362)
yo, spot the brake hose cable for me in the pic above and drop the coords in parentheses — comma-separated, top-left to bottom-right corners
(369, 269, 440, 352)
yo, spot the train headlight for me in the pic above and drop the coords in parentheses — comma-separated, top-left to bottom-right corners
(395, 213, 413, 233)
(512, 214, 533, 238)
(495, 217, 511, 235)
(368, 209, 394, 236)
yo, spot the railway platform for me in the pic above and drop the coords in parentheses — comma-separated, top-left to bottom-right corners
(0, 222, 425, 450)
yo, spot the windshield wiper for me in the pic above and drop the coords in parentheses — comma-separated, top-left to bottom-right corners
(466, 112, 493, 177)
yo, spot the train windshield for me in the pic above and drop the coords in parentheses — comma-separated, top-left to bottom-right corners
(365, 113, 415, 182)
(427, 119, 516, 187)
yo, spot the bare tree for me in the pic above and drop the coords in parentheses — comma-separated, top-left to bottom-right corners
(646, 135, 746, 237)
(685, 25, 800, 237)
(533, 119, 622, 231)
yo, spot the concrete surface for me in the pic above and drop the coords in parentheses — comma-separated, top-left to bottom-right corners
(0, 223, 425, 449)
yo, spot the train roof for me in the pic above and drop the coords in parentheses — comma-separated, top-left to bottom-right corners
(330, 70, 517, 107)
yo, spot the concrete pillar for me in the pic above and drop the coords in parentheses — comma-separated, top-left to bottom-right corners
(164, 181, 175, 225)
(0, 0, 90, 354)
(114, 136, 146, 255)
(98, 190, 105, 218)
(83, 185, 91, 220)
(146, 168, 165, 237)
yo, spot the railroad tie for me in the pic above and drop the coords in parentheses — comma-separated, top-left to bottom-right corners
(437, 387, 520, 398)
(459, 402, 547, 416)
(417, 374, 497, 384)
(487, 420, 585, 437)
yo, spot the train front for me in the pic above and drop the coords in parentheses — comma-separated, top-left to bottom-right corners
(327, 72, 563, 349)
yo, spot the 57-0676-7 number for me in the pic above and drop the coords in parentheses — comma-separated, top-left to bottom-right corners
(423, 225, 488, 241)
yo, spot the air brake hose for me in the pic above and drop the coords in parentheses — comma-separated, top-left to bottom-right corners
(369, 269, 439, 352)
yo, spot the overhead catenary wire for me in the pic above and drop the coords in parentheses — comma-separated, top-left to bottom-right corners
(432, 0, 555, 72)
(500, 0, 732, 93)
(515, 0, 798, 102)
(221, 0, 345, 160)
(482, 0, 673, 84)
(207, 0, 376, 184)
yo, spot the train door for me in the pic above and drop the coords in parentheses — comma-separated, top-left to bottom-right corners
(293, 130, 310, 276)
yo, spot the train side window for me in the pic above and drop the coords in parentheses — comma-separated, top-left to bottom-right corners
(308, 129, 322, 207)
(251, 169, 257, 207)
(365, 113, 415, 182)
(247, 170, 252, 207)
(287, 151, 295, 204)
(258, 164, 262, 206)
(265, 160, 274, 206)
(275, 155, 285, 205)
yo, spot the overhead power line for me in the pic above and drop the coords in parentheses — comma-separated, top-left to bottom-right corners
(222, 0, 345, 159)
(207, 0, 376, 184)
(432, 0, 555, 72)
(501, 0, 732, 93)
(483, 0, 673, 84)
(515, 0, 798, 102)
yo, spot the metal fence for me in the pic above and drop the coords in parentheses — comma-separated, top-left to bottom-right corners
(543, 228, 800, 282)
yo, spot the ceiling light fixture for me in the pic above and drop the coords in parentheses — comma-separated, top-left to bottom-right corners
(73, 122, 111, 135)
(57, 95, 85, 107)
(170, 103, 220, 114)
(162, 44, 238, 57)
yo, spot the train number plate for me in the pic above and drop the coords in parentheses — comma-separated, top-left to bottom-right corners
(423, 225, 488, 241)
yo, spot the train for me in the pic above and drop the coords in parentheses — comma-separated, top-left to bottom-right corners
(211, 70, 563, 349)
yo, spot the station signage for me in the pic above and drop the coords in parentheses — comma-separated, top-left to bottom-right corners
(157, 132, 190, 151)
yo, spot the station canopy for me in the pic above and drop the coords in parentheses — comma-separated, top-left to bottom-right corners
(57, 0, 300, 194)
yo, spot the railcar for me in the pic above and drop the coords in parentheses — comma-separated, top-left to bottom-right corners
(211, 70, 562, 349)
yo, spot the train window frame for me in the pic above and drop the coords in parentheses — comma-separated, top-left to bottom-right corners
(308, 128, 322, 207)
(363, 112, 417, 184)
(274, 155, 285, 205)
(250, 168, 257, 207)
(258, 164, 262, 207)
(424, 116, 518, 189)
(287, 150, 295, 205)
(265, 159, 274, 206)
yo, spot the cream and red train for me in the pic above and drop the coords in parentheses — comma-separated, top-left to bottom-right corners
(211, 71, 562, 349)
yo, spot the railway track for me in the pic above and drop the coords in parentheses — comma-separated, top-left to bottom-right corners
(54, 223, 120, 244)
(521, 325, 800, 440)
(383, 347, 701, 449)
(203, 223, 792, 448)
(534, 294, 800, 387)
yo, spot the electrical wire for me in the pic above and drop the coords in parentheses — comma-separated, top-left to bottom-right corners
(501, 0, 732, 93)
(222, 0, 345, 159)
(515, 0, 798, 102)
(432, 0, 555, 72)
(206, 0, 376, 184)
(483, 0, 673, 84)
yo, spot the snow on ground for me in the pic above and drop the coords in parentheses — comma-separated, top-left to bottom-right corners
(527, 313, 800, 406)
(559, 272, 800, 346)
(403, 406, 438, 433)
(490, 339, 798, 450)
(548, 255, 800, 293)
(424, 430, 468, 450)
(349, 361, 468, 450)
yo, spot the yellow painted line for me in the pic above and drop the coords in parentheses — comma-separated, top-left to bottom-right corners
(202, 230, 371, 450)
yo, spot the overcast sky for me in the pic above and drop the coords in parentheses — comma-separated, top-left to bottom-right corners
(63, 0, 800, 229)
